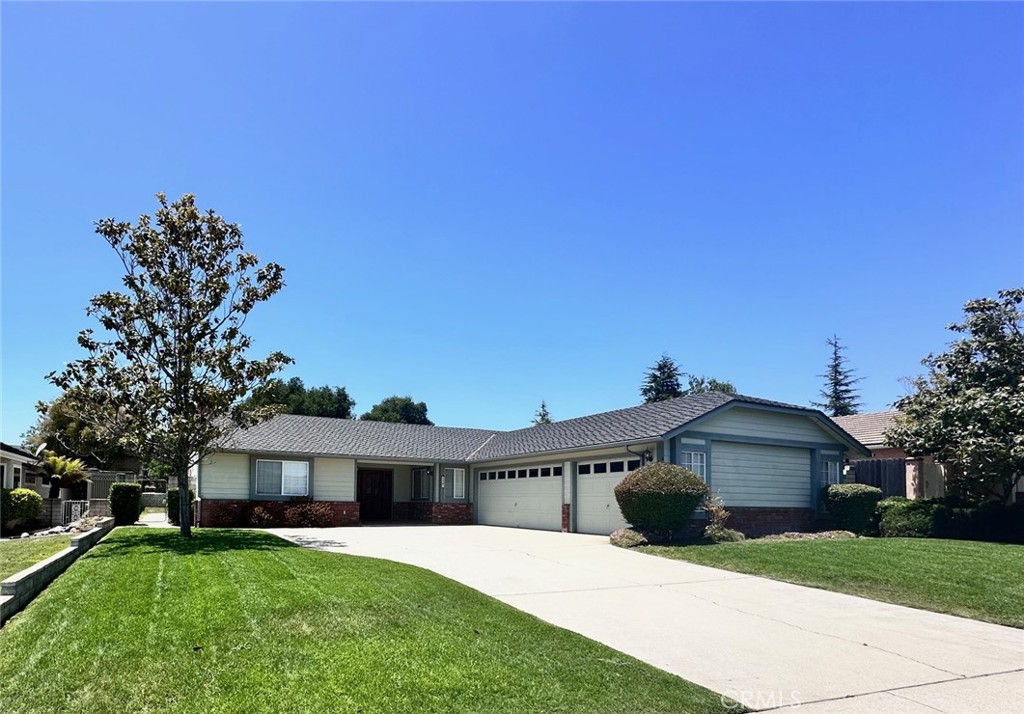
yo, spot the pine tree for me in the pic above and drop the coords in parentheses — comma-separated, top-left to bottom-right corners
(811, 335, 863, 417)
(532, 401, 552, 425)
(640, 354, 683, 403)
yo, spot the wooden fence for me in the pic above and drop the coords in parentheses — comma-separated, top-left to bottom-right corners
(850, 458, 907, 498)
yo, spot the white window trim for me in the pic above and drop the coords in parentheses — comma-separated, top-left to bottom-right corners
(679, 451, 707, 481)
(255, 459, 309, 497)
(449, 468, 466, 499)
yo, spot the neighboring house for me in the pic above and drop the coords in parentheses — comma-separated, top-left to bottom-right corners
(830, 412, 904, 460)
(0, 443, 43, 495)
(195, 392, 869, 535)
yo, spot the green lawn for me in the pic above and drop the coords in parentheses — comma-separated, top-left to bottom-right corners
(640, 537, 1024, 628)
(0, 535, 72, 581)
(0, 528, 731, 714)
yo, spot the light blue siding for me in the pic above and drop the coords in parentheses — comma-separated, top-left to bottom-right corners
(710, 441, 812, 508)
(695, 407, 839, 445)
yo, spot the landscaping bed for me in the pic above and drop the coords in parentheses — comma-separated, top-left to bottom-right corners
(0, 528, 732, 714)
(639, 536, 1024, 628)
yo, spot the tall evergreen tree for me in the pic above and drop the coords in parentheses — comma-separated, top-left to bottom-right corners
(640, 354, 683, 403)
(532, 401, 552, 425)
(811, 335, 863, 417)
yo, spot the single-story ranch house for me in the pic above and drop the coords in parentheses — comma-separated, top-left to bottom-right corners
(193, 392, 869, 535)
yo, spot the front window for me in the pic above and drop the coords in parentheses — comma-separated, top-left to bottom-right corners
(412, 468, 432, 500)
(256, 459, 309, 497)
(822, 459, 841, 486)
(680, 451, 707, 480)
(447, 468, 466, 499)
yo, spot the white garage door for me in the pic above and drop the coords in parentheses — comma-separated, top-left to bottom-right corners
(711, 441, 812, 508)
(576, 457, 644, 535)
(477, 465, 562, 531)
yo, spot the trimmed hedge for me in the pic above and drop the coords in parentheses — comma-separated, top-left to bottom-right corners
(109, 482, 144, 525)
(824, 483, 883, 534)
(166, 488, 195, 526)
(878, 498, 1024, 543)
(613, 462, 709, 536)
(1, 488, 43, 525)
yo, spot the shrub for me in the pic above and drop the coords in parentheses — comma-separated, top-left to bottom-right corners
(109, 482, 144, 525)
(613, 462, 709, 537)
(283, 502, 334, 528)
(705, 525, 745, 543)
(166, 487, 195, 526)
(970, 502, 1024, 544)
(824, 483, 883, 534)
(702, 492, 744, 542)
(610, 528, 649, 548)
(248, 506, 277, 528)
(1, 488, 43, 524)
(878, 499, 953, 538)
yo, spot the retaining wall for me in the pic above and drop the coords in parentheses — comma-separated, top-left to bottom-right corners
(0, 517, 116, 625)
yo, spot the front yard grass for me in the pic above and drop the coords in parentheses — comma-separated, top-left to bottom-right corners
(0, 535, 72, 581)
(0, 528, 732, 714)
(640, 537, 1024, 628)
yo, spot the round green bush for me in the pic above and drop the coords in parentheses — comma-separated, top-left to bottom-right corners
(613, 462, 709, 536)
(2, 488, 43, 524)
(109, 482, 144, 525)
(824, 483, 883, 534)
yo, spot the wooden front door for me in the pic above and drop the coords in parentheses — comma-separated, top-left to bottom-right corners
(357, 469, 393, 521)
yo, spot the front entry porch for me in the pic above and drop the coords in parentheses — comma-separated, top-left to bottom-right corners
(355, 463, 473, 526)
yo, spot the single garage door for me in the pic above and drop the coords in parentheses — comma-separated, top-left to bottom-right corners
(576, 457, 643, 535)
(477, 465, 563, 531)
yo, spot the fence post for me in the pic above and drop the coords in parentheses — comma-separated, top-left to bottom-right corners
(905, 457, 924, 500)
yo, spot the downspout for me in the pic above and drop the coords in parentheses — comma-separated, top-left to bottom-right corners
(626, 444, 653, 465)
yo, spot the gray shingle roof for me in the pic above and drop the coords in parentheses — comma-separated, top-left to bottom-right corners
(830, 411, 899, 448)
(220, 415, 495, 462)
(219, 392, 845, 463)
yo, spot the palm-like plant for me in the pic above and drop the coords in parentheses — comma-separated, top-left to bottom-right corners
(40, 452, 90, 487)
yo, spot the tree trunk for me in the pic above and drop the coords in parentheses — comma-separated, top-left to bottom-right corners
(176, 452, 192, 538)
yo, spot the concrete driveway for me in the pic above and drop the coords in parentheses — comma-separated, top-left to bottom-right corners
(272, 525, 1024, 713)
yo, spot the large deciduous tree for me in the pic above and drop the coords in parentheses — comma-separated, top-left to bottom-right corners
(360, 396, 433, 425)
(24, 390, 138, 469)
(683, 374, 737, 396)
(242, 377, 355, 419)
(811, 335, 863, 417)
(48, 193, 292, 536)
(640, 354, 683, 403)
(887, 289, 1024, 504)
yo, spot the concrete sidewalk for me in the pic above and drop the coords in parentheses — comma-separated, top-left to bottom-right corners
(272, 525, 1024, 714)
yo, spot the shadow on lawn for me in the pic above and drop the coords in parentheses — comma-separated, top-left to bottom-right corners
(86, 527, 297, 558)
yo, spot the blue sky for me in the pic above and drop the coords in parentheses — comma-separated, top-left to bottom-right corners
(2, 2, 1022, 443)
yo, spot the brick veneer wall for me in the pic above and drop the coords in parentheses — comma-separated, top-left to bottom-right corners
(391, 502, 473, 525)
(723, 507, 814, 536)
(199, 499, 359, 527)
(562, 504, 570, 532)
(430, 503, 473, 525)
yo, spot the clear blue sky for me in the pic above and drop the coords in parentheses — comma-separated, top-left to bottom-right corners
(2, 2, 1022, 443)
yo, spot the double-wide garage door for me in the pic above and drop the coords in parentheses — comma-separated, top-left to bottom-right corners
(477, 468, 562, 530)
